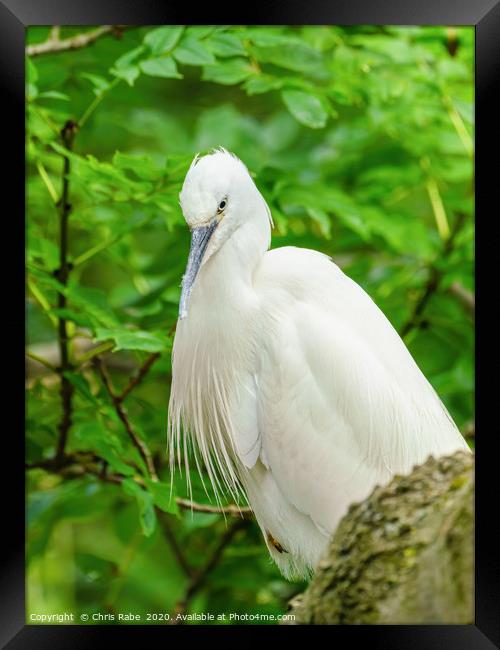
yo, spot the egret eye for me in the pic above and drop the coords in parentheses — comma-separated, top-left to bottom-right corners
(218, 199, 227, 212)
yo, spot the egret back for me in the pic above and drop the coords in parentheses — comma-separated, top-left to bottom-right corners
(249, 246, 469, 536)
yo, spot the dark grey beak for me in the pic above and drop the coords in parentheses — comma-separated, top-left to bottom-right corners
(179, 220, 218, 319)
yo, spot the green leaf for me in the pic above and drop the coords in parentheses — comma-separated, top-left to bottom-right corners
(66, 286, 120, 329)
(122, 479, 157, 537)
(112, 151, 165, 181)
(94, 328, 170, 353)
(37, 90, 69, 101)
(111, 45, 146, 86)
(261, 112, 299, 152)
(27, 236, 59, 270)
(173, 36, 216, 66)
(81, 73, 111, 96)
(361, 207, 434, 257)
(111, 65, 140, 87)
(243, 75, 283, 95)
(245, 29, 293, 47)
(144, 479, 179, 516)
(281, 90, 329, 129)
(249, 35, 324, 73)
(139, 57, 182, 79)
(453, 98, 473, 125)
(26, 60, 39, 100)
(49, 308, 94, 329)
(27, 57, 38, 84)
(114, 45, 146, 70)
(206, 32, 246, 57)
(72, 421, 136, 478)
(63, 371, 99, 405)
(26, 82, 38, 101)
(31, 267, 120, 327)
(278, 185, 371, 240)
(47, 145, 154, 198)
(185, 26, 217, 39)
(144, 26, 184, 55)
(202, 58, 254, 85)
(307, 207, 332, 238)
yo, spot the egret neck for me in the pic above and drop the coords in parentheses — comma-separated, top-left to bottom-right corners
(181, 194, 271, 321)
(171, 189, 272, 500)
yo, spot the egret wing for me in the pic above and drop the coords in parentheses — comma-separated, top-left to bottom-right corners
(252, 247, 468, 533)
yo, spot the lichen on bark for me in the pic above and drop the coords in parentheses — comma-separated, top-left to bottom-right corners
(287, 451, 473, 625)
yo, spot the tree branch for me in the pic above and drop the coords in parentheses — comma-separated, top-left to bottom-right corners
(26, 452, 252, 518)
(26, 350, 57, 372)
(157, 512, 194, 578)
(287, 451, 473, 624)
(94, 357, 159, 481)
(54, 120, 78, 464)
(175, 497, 252, 518)
(170, 518, 248, 623)
(118, 352, 161, 402)
(446, 27, 459, 58)
(400, 212, 467, 338)
(449, 281, 475, 315)
(26, 451, 251, 589)
(26, 25, 126, 57)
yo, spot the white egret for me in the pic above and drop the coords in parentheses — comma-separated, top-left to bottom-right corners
(168, 148, 470, 579)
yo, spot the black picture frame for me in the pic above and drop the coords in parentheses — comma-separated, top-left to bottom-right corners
(5, 0, 499, 645)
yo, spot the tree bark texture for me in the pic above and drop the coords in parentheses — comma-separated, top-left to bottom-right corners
(287, 451, 473, 624)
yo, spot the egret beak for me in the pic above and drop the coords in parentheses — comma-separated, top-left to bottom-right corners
(179, 219, 218, 319)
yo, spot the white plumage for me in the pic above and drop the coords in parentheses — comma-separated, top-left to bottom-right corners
(168, 148, 469, 579)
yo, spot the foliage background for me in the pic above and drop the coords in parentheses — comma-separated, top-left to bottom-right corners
(26, 25, 474, 625)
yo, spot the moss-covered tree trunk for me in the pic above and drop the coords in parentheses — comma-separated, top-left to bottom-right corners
(287, 451, 473, 624)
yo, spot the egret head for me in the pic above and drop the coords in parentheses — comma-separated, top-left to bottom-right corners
(178, 148, 265, 319)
